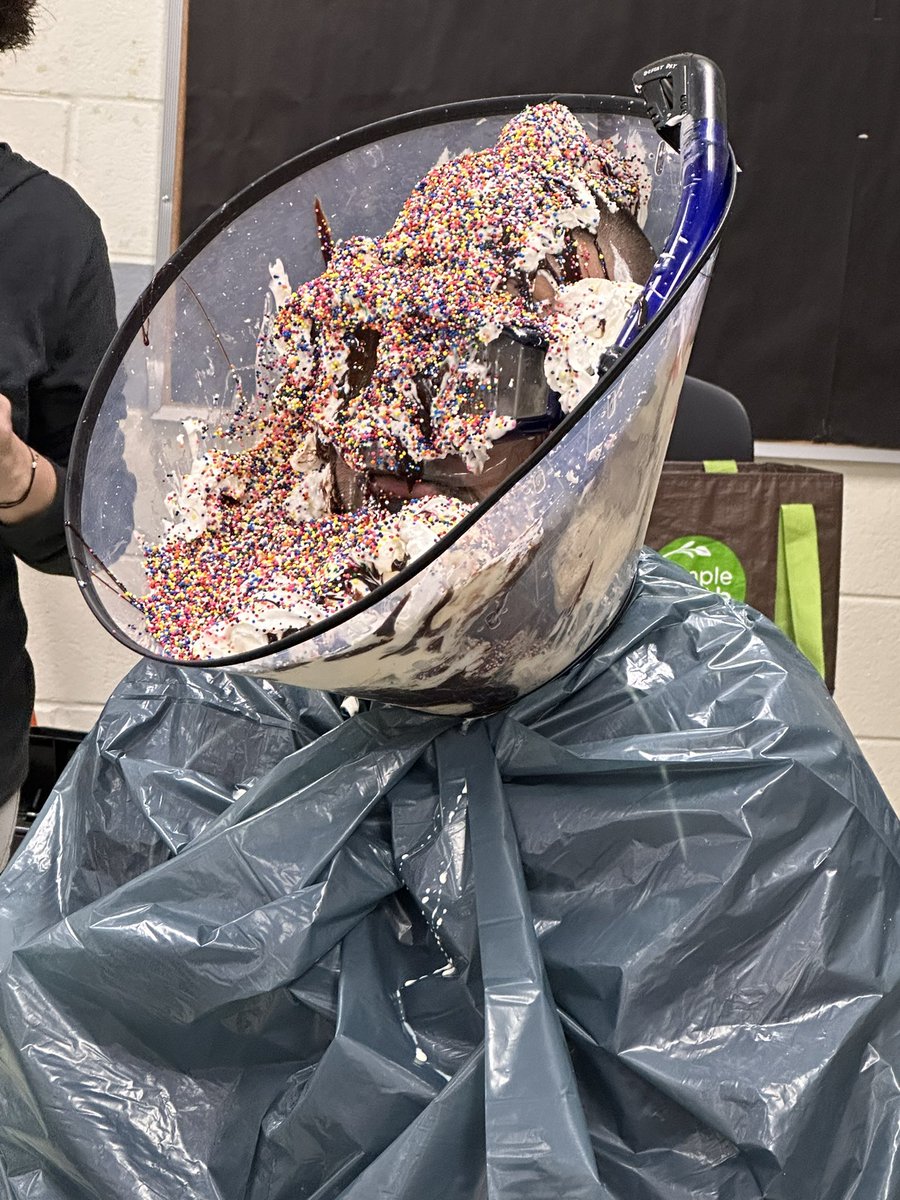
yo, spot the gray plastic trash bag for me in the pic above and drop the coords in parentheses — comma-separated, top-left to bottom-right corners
(1, 550, 898, 1199)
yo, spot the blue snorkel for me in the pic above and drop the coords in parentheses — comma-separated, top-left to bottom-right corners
(607, 53, 734, 359)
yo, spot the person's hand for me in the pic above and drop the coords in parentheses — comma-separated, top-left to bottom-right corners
(0, 393, 56, 522)
(0, 392, 14, 451)
(0, 394, 34, 501)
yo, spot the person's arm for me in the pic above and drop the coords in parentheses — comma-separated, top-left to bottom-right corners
(0, 207, 117, 574)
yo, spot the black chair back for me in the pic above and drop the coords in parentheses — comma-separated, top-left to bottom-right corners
(666, 376, 754, 461)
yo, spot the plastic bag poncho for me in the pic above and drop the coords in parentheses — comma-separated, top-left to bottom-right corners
(1, 550, 898, 1200)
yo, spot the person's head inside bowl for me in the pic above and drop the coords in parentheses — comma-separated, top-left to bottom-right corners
(139, 102, 657, 658)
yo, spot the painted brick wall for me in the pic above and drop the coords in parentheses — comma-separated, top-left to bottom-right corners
(790, 457, 900, 810)
(3, 3, 899, 812)
(0, 0, 166, 262)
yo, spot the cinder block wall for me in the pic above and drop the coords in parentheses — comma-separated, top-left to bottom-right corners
(786, 457, 900, 807)
(0, 0, 166, 257)
(2, 3, 899, 809)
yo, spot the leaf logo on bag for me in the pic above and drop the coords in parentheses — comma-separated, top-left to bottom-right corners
(660, 536, 747, 602)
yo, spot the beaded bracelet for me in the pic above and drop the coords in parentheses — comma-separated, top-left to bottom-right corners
(0, 446, 39, 509)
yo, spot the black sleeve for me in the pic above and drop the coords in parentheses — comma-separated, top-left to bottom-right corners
(0, 220, 117, 575)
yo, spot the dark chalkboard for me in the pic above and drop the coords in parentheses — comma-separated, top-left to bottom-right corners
(179, 0, 900, 449)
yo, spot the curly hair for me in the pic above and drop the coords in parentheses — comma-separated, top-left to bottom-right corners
(0, 0, 38, 53)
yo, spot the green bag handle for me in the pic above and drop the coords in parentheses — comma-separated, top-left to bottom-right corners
(774, 503, 826, 678)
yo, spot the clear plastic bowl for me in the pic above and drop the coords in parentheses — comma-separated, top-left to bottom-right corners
(67, 83, 735, 714)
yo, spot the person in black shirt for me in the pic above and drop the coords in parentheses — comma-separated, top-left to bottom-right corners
(1, 0, 118, 864)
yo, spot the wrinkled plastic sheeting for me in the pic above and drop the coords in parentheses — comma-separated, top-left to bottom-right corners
(1, 550, 899, 1200)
